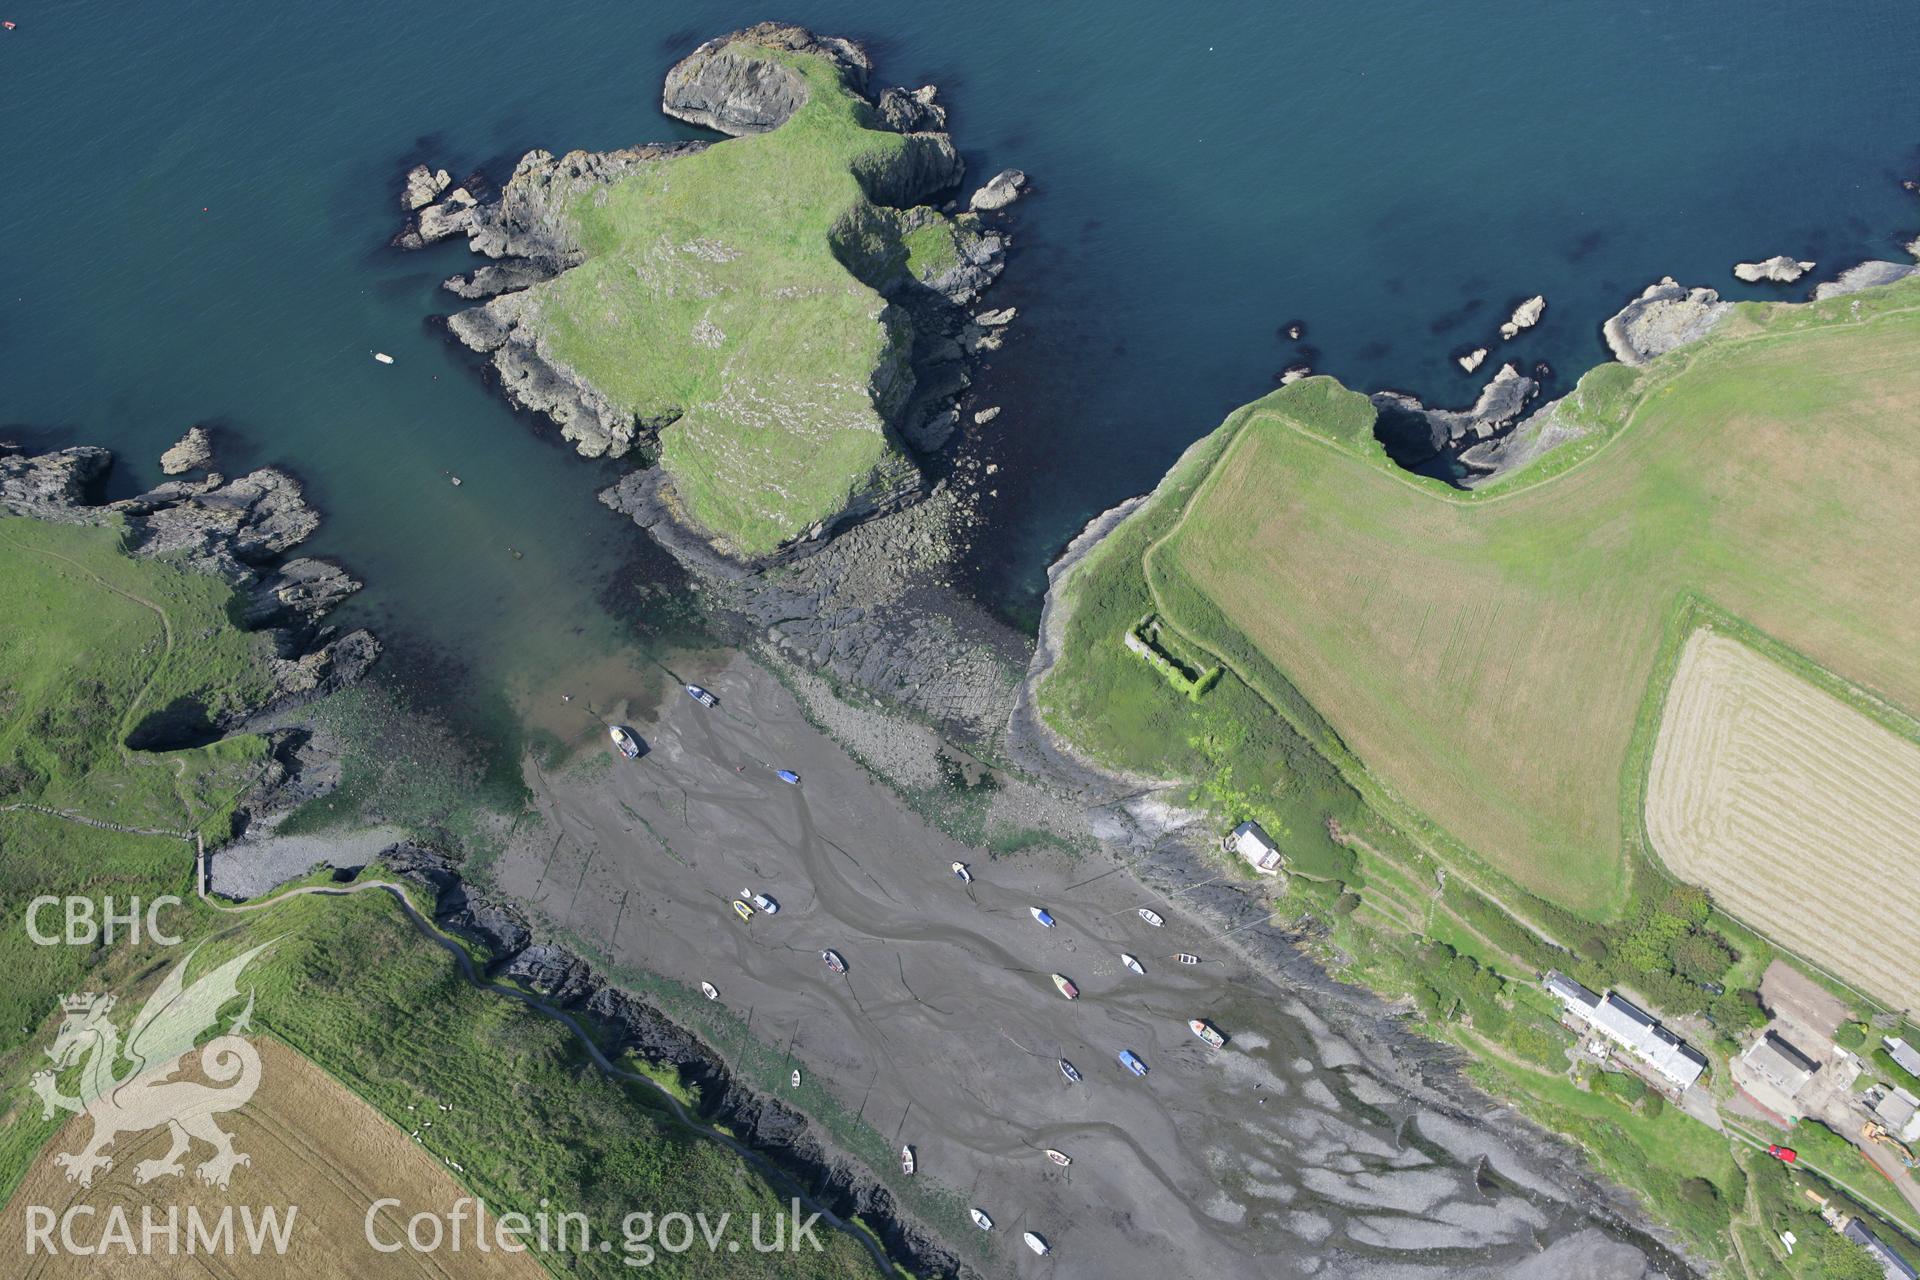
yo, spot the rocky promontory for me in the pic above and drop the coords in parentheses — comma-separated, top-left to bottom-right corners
(1601, 277, 1732, 366)
(1733, 255, 1813, 284)
(397, 23, 1017, 566)
(0, 440, 378, 709)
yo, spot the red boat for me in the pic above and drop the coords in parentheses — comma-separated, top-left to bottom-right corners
(1050, 973, 1079, 1000)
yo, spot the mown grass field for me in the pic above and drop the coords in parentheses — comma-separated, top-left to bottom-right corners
(1648, 630, 1920, 1010)
(0, 516, 879, 1278)
(1140, 279, 1920, 915)
(536, 47, 966, 556)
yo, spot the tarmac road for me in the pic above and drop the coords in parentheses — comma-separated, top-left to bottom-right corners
(493, 655, 1681, 1280)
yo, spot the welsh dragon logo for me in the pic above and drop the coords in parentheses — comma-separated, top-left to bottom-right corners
(31, 942, 273, 1190)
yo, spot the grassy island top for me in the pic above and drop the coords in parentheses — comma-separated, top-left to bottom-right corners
(1044, 277, 1920, 918)
(532, 47, 969, 556)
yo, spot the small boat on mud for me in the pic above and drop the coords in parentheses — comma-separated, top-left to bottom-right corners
(1046, 1148, 1072, 1168)
(776, 769, 800, 785)
(1023, 1231, 1050, 1256)
(609, 725, 641, 758)
(901, 1145, 915, 1176)
(821, 949, 847, 975)
(1118, 1049, 1149, 1077)
(1051, 973, 1079, 1000)
(970, 1208, 993, 1231)
(685, 684, 717, 708)
(1030, 907, 1057, 928)
(1189, 1018, 1227, 1049)
(1121, 953, 1144, 975)
(1137, 908, 1164, 927)
(1059, 1059, 1082, 1084)
(1176, 953, 1199, 965)
(700, 981, 718, 1001)
(951, 861, 972, 883)
(791, 1069, 801, 1088)
(731, 900, 754, 923)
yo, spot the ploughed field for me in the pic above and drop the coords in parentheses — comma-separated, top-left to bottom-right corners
(0, 1038, 546, 1279)
(1141, 280, 1920, 914)
(1647, 631, 1920, 1010)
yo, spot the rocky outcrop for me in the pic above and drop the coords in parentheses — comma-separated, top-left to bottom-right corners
(968, 168, 1026, 212)
(1734, 255, 1813, 284)
(876, 85, 944, 132)
(1499, 295, 1545, 340)
(661, 22, 869, 135)
(0, 441, 378, 709)
(1811, 259, 1920, 300)
(446, 292, 647, 457)
(402, 164, 451, 211)
(1376, 363, 1536, 451)
(1908, 236, 1920, 262)
(1457, 347, 1488, 374)
(441, 261, 554, 300)
(1602, 278, 1732, 366)
(160, 425, 213, 475)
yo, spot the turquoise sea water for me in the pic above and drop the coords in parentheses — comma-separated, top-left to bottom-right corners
(3, 0, 1918, 700)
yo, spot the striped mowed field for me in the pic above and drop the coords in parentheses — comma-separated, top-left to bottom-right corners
(1647, 631, 1920, 1010)
(1144, 279, 1920, 915)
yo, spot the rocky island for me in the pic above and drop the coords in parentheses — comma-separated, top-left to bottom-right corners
(398, 23, 1013, 563)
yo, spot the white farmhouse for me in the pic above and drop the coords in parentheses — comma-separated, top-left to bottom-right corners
(1544, 971, 1707, 1092)
(1230, 821, 1283, 875)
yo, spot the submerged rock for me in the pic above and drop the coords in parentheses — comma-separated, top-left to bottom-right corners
(969, 168, 1027, 212)
(1601, 277, 1731, 366)
(1811, 259, 1920, 300)
(1499, 295, 1545, 340)
(1733, 255, 1813, 284)
(661, 22, 869, 135)
(160, 425, 214, 475)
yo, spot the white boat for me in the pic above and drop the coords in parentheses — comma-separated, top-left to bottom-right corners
(1046, 1148, 1071, 1168)
(1121, 953, 1144, 975)
(1176, 952, 1199, 965)
(970, 1208, 993, 1231)
(791, 1069, 801, 1088)
(1030, 906, 1057, 928)
(951, 861, 972, 883)
(741, 889, 779, 915)
(1189, 1018, 1226, 1049)
(1023, 1231, 1050, 1256)
(901, 1145, 915, 1176)
(1137, 908, 1164, 927)
(609, 725, 640, 759)
(685, 684, 717, 708)
(373, 351, 394, 364)
(700, 981, 718, 1001)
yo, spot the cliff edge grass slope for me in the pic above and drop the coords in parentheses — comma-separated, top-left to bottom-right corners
(1041, 276, 1920, 919)
(413, 24, 1001, 560)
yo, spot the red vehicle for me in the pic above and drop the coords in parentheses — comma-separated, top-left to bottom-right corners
(1767, 1144, 1797, 1163)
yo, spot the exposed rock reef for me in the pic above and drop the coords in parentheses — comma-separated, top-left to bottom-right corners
(1601, 277, 1732, 366)
(1733, 255, 1813, 284)
(396, 23, 1016, 565)
(1811, 258, 1920, 299)
(1498, 294, 1545, 339)
(0, 440, 378, 709)
(159, 425, 213, 475)
(1373, 362, 1536, 453)
(968, 168, 1026, 212)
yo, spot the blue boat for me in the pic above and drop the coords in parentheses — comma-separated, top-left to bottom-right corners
(1029, 907, 1056, 928)
(776, 770, 800, 785)
(1118, 1050, 1148, 1077)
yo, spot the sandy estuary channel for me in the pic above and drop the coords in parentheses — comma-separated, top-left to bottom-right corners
(451, 652, 1693, 1280)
